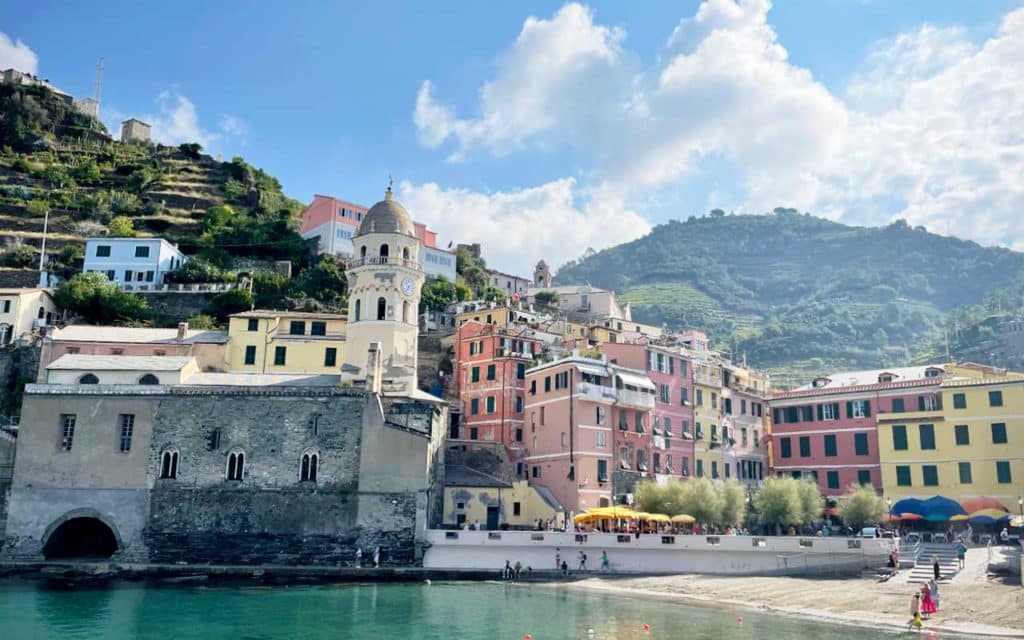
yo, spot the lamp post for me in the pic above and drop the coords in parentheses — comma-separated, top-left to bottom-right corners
(1018, 496, 1023, 520)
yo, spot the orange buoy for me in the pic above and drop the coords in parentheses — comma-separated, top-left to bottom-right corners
(642, 623, 650, 632)
(737, 616, 743, 624)
(524, 634, 532, 640)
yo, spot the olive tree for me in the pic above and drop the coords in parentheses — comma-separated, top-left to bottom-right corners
(836, 483, 886, 530)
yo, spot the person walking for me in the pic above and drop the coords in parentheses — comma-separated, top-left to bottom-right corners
(555, 548, 561, 571)
(601, 550, 610, 572)
(920, 583, 937, 618)
(503, 560, 513, 580)
(514, 560, 523, 582)
(931, 555, 940, 580)
(928, 578, 939, 611)
(578, 550, 587, 571)
(956, 539, 967, 569)
(909, 592, 923, 629)
(373, 545, 381, 568)
(354, 547, 362, 568)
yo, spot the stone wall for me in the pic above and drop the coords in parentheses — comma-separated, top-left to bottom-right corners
(137, 291, 218, 326)
(0, 344, 40, 414)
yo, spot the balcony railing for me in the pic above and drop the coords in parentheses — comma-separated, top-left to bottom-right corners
(347, 256, 423, 270)
(616, 388, 655, 409)
(575, 382, 617, 404)
(693, 372, 718, 387)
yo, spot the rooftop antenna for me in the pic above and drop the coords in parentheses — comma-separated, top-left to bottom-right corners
(92, 57, 105, 128)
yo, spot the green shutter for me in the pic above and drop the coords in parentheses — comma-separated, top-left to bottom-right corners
(918, 396, 925, 411)
(846, 401, 853, 418)
(816, 404, 823, 421)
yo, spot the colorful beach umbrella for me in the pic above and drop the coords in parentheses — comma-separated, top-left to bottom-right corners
(899, 513, 924, 521)
(671, 514, 696, 524)
(961, 497, 1009, 514)
(949, 514, 969, 522)
(968, 508, 1012, 524)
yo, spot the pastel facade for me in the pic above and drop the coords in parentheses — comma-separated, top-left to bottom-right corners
(0, 288, 59, 345)
(486, 270, 531, 297)
(227, 310, 347, 375)
(83, 238, 186, 287)
(43, 354, 200, 385)
(442, 466, 560, 529)
(453, 321, 540, 455)
(721, 364, 769, 488)
(415, 223, 457, 281)
(527, 285, 630, 321)
(878, 365, 1024, 512)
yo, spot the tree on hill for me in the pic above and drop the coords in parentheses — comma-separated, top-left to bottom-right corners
(107, 216, 136, 237)
(55, 273, 149, 325)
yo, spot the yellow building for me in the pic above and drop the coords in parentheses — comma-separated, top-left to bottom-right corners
(456, 305, 514, 328)
(0, 288, 60, 345)
(442, 465, 562, 529)
(692, 358, 724, 480)
(227, 310, 347, 374)
(878, 365, 1024, 512)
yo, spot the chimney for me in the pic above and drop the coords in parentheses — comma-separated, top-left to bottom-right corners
(366, 341, 383, 394)
(177, 322, 189, 341)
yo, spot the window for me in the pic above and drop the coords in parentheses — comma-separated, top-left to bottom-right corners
(540, 407, 545, 425)
(680, 388, 689, 405)
(596, 406, 605, 425)
(354, 299, 361, 322)
(517, 363, 525, 379)
(145, 271, 154, 282)
(919, 424, 935, 450)
(471, 367, 480, 383)
(300, 452, 319, 482)
(118, 414, 135, 453)
(515, 395, 523, 413)
(0, 300, 8, 313)
(854, 432, 869, 456)
(596, 431, 606, 448)
(160, 449, 179, 479)
(619, 411, 628, 431)
(379, 244, 389, 258)
(848, 400, 871, 418)
(996, 460, 1012, 484)
(597, 459, 608, 482)
(696, 459, 704, 477)
(532, 466, 540, 478)
(486, 396, 496, 413)
(955, 424, 970, 445)
(991, 422, 1008, 444)
(919, 395, 938, 411)
(513, 502, 522, 517)
(469, 427, 478, 440)
(470, 399, 479, 415)
(895, 465, 911, 487)
(824, 434, 837, 457)
(377, 297, 387, 320)
(311, 321, 327, 336)
(59, 414, 76, 451)
(958, 462, 972, 484)
(139, 374, 160, 385)
(487, 364, 496, 381)
(779, 437, 792, 459)
(247, 318, 259, 331)
(922, 465, 938, 487)
(289, 320, 305, 335)
(892, 425, 908, 450)
(135, 245, 150, 258)
(324, 347, 337, 367)
(695, 389, 703, 405)
(711, 460, 718, 479)
(635, 410, 644, 433)
(723, 398, 732, 414)
(95, 244, 111, 257)
(827, 471, 839, 489)
(78, 373, 99, 384)
(659, 384, 670, 404)
(799, 436, 811, 457)
(891, 398, 905, 413)
(664, 417, 672, 435)
(857, 469, 871, 485)
(227, 451, 245, 481)
(711, 393, 717, 409)
(244, 345, 257, 365)
(207, 428, 221, 451)
(544, 376, 551, 392)
(952, 393, 966, 409)
(988, 390, 1003, 407)
(274, 346, 286, 366)
(310, 413, 320, 435)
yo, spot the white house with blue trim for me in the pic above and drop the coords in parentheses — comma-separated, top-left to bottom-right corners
(82, 238, 187, 287)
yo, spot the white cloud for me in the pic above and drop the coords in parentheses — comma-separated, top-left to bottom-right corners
(0, 31, 38, 75)
(142, 89, 246, 154)
(412, 1, 1024, 258)
(398, 179, 650, 275)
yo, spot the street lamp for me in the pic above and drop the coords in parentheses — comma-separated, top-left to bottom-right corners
(886, 498, 893, 514)
(1018, 496, 1023, 519)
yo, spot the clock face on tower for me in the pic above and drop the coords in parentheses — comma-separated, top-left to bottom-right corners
(401, 278, 415, 297)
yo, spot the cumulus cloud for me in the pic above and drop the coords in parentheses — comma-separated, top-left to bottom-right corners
(399, 179, 650, 274)
(0, 31, 39, 75)
(412, 0, 1024, 259)
(143, 89, 246, 153)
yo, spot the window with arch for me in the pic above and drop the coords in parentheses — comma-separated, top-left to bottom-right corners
(78, 373, 99, 384)
(38, 306, 45, 319)
(354, 299, 361, 322)
(403, 301, 411, 324)
(377, 297, 386, 320)
(360, 245, 367, 259)
(160, 449, 179, 479)
(379, 244, 389, 259)
(402, 247, 410, 261)
(226, 451, 245, 481)
(300, 452, 319, 482)
(139, 374, 160, 385)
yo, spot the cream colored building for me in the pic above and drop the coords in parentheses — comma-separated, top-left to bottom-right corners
(442, 465, 563, 529)
(45, 355, 200, 385)
(343, 186, 424, 390)
(227, 310, 347, 374)
(0, 288, 60, 345)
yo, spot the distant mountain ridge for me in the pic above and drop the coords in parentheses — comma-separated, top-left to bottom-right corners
(554, 210, 1024, 386)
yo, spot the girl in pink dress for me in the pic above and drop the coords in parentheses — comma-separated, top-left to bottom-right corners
(920, 583, 937, 616)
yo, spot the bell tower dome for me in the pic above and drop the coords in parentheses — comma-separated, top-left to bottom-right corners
(343, 184, 424, 390)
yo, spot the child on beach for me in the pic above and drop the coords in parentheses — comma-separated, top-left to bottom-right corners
(920, 583, 937, 618)
(909, 593, 922, 629)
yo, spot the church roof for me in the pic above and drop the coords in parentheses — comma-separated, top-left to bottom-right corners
(355, 185, 415, 237)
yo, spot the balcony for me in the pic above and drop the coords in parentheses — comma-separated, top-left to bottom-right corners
(347, 256, 422, 271)
(876, 408, 945, 422)
(616, 388, 655, 410)
(575, 382, 616, 404)
(495, 347, 534, 359)
(693, 372, 718, 387)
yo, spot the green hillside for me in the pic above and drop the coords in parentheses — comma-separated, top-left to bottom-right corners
(555, 209, 1024, 386)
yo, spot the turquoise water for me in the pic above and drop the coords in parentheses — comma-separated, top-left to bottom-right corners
(0, 580, 963, 639)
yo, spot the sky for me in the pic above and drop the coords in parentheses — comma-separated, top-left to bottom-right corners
(3, 0, 1023, 275)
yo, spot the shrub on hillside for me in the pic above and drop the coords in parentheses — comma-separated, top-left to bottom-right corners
(55, 272, 149, 325)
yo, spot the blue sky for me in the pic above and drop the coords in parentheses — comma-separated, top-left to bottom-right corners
(3, 0, 1023, 273)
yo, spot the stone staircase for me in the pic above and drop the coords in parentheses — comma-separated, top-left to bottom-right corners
(907, 543, 960, 583)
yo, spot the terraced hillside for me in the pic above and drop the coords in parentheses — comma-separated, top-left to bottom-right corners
(556, 210, 1024, 386)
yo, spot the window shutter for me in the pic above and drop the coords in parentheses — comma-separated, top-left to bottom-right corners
(864, 402, 871, 417)
(832, 403, 839, 419)
(816, 404, 823, 421)
(846, 401, 853, 418)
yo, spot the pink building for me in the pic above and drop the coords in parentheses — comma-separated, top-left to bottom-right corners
(600, 341, 695, 484)
(769, 365, 945, 497)
(522, 354, 656, 513)
(453, 321, 540, 460)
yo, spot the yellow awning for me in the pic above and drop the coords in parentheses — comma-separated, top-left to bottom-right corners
(671, 514, 696, 524)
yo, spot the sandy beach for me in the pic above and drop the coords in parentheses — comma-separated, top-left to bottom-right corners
(558, 550, 1024, 638)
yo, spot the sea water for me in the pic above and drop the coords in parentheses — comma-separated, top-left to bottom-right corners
(0, 579, 968, 639)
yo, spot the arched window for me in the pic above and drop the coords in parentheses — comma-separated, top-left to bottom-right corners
(402, 247, 410, 261)
(160, 449, 179, 479)
(403, 301, 411, 324)
(379, 244, 389, 258)
(38, 306, 45, 319)
(360, 245, 367, 259)
(226, 451, 245, 481)
(139, 374, 160, 385)
(354, 299, 361, 322)
(78, 373, 99, 384)
(377, 297, 386, 320)
(300, 452, 319, 482)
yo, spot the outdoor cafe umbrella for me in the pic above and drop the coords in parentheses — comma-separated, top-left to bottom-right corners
(961, 497, 1007, 514)
(671, 514, 697, 524)
(967, 508, 1012, 525)
(899, 513, 924, 521)
(1011, 516, 1024, 528)
(573, 512, 603, 524)
(949, 514, 970, 522)
(588, 506, 637, 519)
(645, 513, 671, 523)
